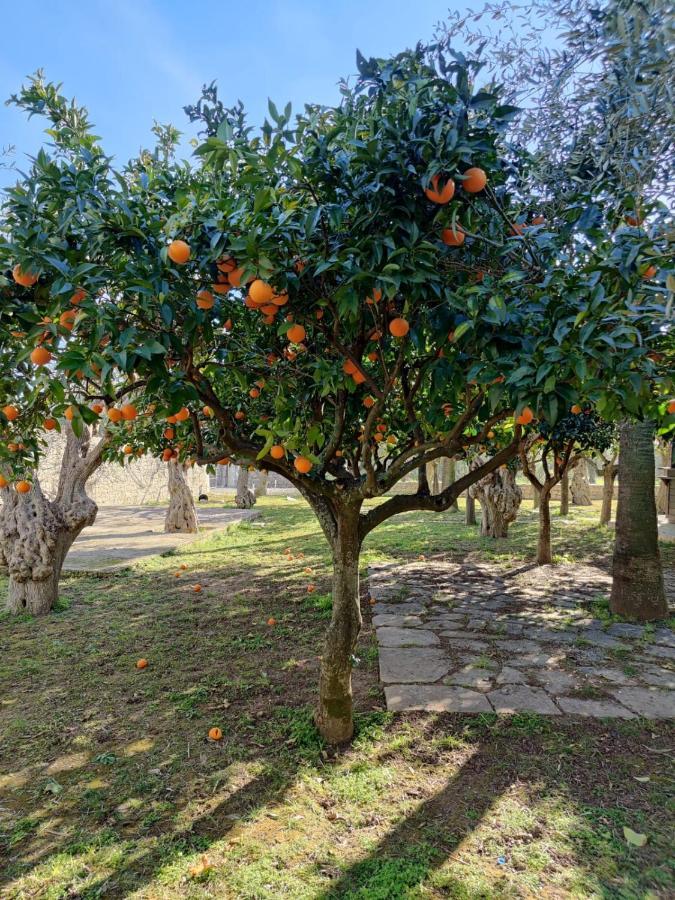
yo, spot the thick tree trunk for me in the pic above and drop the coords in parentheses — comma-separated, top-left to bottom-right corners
(559, 471, 569, 516)
(610, 421, 667, 621)
(316, 506, 362, 744)
(570, 459, 592, 506)
(599, 465, 618, 526)
(235, 467, 256, 509)
(445, 459, 459, 512)
(537, 488, 553, 565)
(255, 470, 269, 498)
(165, 460, 198, 533)
(1, 424, 106, 615)
(465, 492, 476, 526)
(468, 458, 522, 538)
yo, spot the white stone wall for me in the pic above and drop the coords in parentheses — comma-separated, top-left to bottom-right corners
(37, 433, 209, 506)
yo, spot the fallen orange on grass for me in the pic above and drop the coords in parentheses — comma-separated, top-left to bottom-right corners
(136, 659, 148, 669)
(208, 727, 223, 741)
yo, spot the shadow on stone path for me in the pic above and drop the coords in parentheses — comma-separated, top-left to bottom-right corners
(369, 560, 675, 719)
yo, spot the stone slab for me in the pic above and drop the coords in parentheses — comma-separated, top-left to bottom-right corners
(443, 666, 494, 692)
(372, 614, 424, 628)
(610, 687, 675, 718)
(385, 684, 493, 713)
(488, 685, 560, 715)
(378, 648, 450, 684)
(376, 627, 440, 648)
(556, 698, 635, 718)
(496, 666, 528, 685)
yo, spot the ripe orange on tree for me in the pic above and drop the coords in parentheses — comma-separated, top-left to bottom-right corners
(175, 407, 190, 422)
(462, 167, 487, 192)
(59, 310, 77, 330)
(64, 405, 76, 421)
(294, 456, 313, 474)
(667, 400, 675, 414)
(2, 405, 20, 421)
(12, 265, 38, 287)
(287, 323, 306, 343)
(389, 318, 410, 338)
(16, 480, 31, 494)
(0, 475, 8, 489)
(121, 404, 138, 421)
(442, 225, 465, 246)
(167, 239, 190, 264)
(44, 417, 57, 430)
(107, 407, 123, 423)
(516, 406, 534, 425)
(70, 288, 86, 305)
(196, 289, 215, 310)
(249, 279, 274, 305)
(424, 174, 455, 204)
(270, 445, 285, 459)
(30, 346, 52, 366)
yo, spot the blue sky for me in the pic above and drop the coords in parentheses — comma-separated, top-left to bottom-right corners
(1, 0, 461, 184)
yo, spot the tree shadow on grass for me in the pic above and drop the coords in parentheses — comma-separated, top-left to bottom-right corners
(319, 713, 674, 899)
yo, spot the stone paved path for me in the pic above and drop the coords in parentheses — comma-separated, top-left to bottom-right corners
(63, 506, 259, 572)
(370, 560, 675, 719)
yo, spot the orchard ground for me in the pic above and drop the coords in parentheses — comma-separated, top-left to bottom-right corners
(1, 497, 674, 898)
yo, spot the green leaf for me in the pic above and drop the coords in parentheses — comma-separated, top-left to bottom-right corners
(623, 827, 647, 848)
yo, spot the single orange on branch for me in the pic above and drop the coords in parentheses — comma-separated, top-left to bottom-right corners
(461, 167, 487, 193)
(16, 480, 31, 494)
(249, 279, 275, 305)
(270, 444, 285, 460)
(167, 239, 191, 264)
(516, 406, 534, 426)
(196, 289, 215, 310)
(442, 225, 465, 247)
(294, 456, 313, 474)
(30, 346, 52, 366)
(389, 318, 410, 338)
(12, 265, 39, 287)
(3, 405, 20, 421)
(287, 323, 306, 343)
(424, 174, 455, 204)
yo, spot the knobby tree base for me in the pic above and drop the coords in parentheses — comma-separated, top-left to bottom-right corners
(165, 460, 199, 533)
(469, 457, 522, 539)
(1, 423, 106, 615)
(235, 467, 257, 509)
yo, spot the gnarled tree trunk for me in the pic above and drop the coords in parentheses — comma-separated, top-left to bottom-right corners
(559, 471, 569, 516)
(315, 501, 362, 744)
(1, 424, 108, 615)
(570, 458, 592, 506)
(468, 458, 522, 538)
(610, 421, 666, 621)
(235, 467, 256, 509)
(165, 460, 198, 533)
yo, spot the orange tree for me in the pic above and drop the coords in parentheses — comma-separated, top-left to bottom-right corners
(1, 48, 670, 741)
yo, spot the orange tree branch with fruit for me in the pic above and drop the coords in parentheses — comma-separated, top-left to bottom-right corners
(1, 45, 671, 741)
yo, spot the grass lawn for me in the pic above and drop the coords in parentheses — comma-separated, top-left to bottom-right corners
(1, 497, 673, 898)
